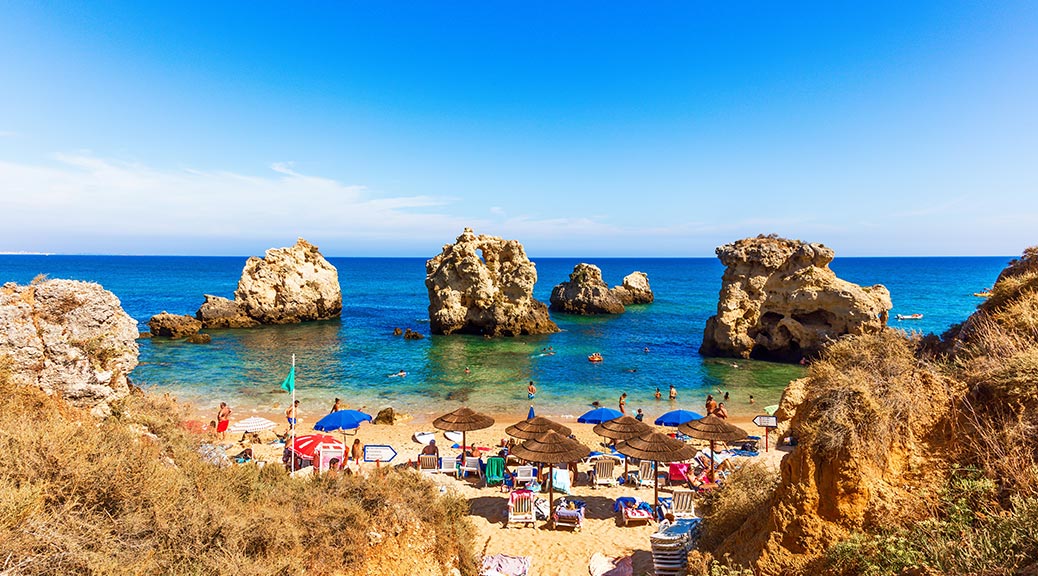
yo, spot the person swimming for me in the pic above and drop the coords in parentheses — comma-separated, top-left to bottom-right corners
(389, 370, 407, 377)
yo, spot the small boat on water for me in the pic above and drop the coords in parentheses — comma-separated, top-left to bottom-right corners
(588, 352, 603, 363)
(896, 313, 924, 320)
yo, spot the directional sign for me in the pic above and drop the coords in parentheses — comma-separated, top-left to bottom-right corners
(753, 415, 778, 428)
(364, 445, 398, 463)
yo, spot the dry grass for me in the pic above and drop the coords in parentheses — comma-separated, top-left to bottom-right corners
(697, 462, 780, 551)
(0, 359, 477, 576)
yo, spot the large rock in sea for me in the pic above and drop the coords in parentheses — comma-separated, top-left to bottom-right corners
(195, 294, 258, 328)
(611, 271, 654, 305)
(0, 279, 139, 416)
(549, 263, 626, 314)
(234, 238, 342, 324)
(426, 228, 559, 336)
(147, 312, 202, 338)
(700, 236, 891, 362)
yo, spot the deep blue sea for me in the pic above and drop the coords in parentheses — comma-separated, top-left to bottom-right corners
(0, 255, 1008, 422)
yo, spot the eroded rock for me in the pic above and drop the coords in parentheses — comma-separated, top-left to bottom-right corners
(147, 312, 202, 339)
(425, 228, 558, 336)
(186, 333, 212, 344)
(700, 236, 891, 362)
(611, 271, 654, 305)
(195, 294, 258, 329)
(549, 263, 625, 314)
(0, 279, 139, 415)
(234, 238, 342, 324)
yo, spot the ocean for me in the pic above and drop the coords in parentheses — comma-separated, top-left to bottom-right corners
(0, 255, 1008, 422)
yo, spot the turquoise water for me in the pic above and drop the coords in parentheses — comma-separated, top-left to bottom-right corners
(0, 255, 1008, 420)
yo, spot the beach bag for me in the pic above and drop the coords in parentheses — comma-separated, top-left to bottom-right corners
(533, 497, 549, 520)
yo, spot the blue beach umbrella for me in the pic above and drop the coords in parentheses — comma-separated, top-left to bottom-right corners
(577, 407, 624, 424)
(314, 409, 373, 433)
(654, 409, 704, 427)
(527, 405, 536, 419)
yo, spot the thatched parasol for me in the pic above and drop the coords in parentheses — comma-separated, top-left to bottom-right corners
(678, 415, 748, 481)
(505, 416, 572, 440)
(510, 430, 590, 517)
(615, 431, 698, 512)
(433, 407, 495, 457)
(593, 415, 653, 479)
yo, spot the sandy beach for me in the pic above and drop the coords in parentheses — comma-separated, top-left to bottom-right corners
(199, 406, 784, 576)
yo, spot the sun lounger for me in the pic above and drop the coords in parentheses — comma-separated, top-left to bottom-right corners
(485, 456, 506, 488)
(552, 498, 586, 531)
(592, 459, 617, 488)
(667, 462, 692, 486)
(614, 496, 654, 526)
(513, 465, 536, 489)
(461, 456, 482, 479)
(418, 454, 439, 475)
(671, 488, 696, 519)
(506, 489, 536, 528)
(438, 456, 457, 475)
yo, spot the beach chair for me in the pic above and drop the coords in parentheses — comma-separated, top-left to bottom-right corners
(593, 459, 616, 489)
(485, 456, 505, 488)
(615, 496, 654, 526)
(552, 498, 586, 531)
(460, 456, 482, 479)
(635, 460, 657, 489)
(438, 456, 457, 476)
(667, 462, 692, 486)
(418, 454, 439, 475)
(506, 489, 536, 528)
(671, 488, 697, 519)
(514, 465, 536, 489)
(550, 467, 571, 495)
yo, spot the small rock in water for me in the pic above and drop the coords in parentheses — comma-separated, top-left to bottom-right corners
(186, 333, 212, 344)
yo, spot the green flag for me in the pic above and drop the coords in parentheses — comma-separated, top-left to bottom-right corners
(280, 365, 295, 393)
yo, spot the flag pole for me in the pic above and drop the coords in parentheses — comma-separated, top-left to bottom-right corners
(290, 353, 296, 474)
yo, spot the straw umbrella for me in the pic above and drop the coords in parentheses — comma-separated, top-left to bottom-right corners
(509, 430, 590, 518)
(678, 415, 748, 481)
(614, 431, 698, 513)
(433, 407, 495, 458)
(593, 415, 652, 479)
(505, 416, 572, 440)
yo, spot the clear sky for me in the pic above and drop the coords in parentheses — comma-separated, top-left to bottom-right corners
(1, 2, 1035, 257)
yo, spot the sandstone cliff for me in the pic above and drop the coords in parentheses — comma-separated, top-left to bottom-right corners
(195, 294, 259, 328)
(426, 228, 558, 336)
(611, 271, 654, 305)
(148, 312, 203, 338)
(700, 236, 891, 362)
(549, 263, 626, 314)
(234, 238, 342, 324)
(0, 279, 139, 416)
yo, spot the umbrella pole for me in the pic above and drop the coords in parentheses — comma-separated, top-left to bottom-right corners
(710, 440, 716, 483)
(653, 460, 659, 517)
(548, 463, 554, 528)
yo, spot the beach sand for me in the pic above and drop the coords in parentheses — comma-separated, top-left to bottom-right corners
(202, 408, 784, 576)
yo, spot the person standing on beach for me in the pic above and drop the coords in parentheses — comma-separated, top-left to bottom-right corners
(216, 402, 231, 441)
(286, 400, 299, 430)
(330, 398, 342, 413)
(669, 384, 677, 400)
(619, 392, 628, 415)
(528, 381, 537, 399)
(351, 438, 363, 466)
(715, 402, 729, 420)
(705, 394, 718, 415)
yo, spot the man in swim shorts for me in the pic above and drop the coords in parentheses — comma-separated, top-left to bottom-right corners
(286, 400, 299, 431)
(216, 401, 231, 441)
(528, 381, 536, 399)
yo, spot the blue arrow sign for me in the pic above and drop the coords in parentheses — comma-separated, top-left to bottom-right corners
(363, 444, 398, 463)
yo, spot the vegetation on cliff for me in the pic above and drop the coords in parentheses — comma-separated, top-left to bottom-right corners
(694, 246, 1038, 575)
(0, 359, 476, 575)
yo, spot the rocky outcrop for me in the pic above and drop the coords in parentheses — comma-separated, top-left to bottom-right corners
(425, 228, 558, 336)
(195, 295, 258, 328)
(0, 279, 139, 416)
(700, 236, 891, 362)
(148, 312, 202, 339)
(186, 333, 212, 344)
(234, 238, 342, 324)
(549, 263, 626, 314)
(611, 271, 654, 305)
(774, 377, 808, 442)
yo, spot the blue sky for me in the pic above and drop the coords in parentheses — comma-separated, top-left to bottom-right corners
(1, 2, 1035, 257)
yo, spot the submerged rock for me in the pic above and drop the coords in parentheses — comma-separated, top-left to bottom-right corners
(611, 271, 654, 305)
(234, 238, 342, 324)
(148, 312, 202, 339)
(185, 333, 212, 344)
(549, 263, 626, 314)
(0, 279, 139, 415)
(700, 236, 891, 362)
(195, 294, 258, 329)
(425, 228, 558, 336)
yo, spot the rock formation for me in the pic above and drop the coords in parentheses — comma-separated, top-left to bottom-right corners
(611, 271, 654, 305)
(425, 228, 558, 336)
(549, 263, 626, 314)
(0, 279, 139, 416)
(195, 295, 258, 328)
(700, 236, 891, 362)
(147, 312, 203, 339)
(234, 238, 342, 324)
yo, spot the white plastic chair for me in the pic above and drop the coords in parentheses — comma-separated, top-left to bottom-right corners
(514, 465, 536, 488)
(460, 456, 482, 479)
(593, 459, 616, 488)
(418, 454, 438, 475)
(671, 488, 697, 519)
(438, 456, 457, 476)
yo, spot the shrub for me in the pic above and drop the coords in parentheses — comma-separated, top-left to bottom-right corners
(697, 461, 779, 550)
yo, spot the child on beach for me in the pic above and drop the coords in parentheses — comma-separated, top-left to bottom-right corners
(635, 408, 644, 422)
(351, 439, 363, 465)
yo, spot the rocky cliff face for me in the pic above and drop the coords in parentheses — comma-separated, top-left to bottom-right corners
(612, 271, 654, 305)
(147, 312, 203, 338)
(195, 295, 258, 328)
(233, 238, 342, 325)
(549, 263, 626, 314)
(0, 279, 139, 416)
(426, 228, 558, 336)
(700, 236, 891, 362)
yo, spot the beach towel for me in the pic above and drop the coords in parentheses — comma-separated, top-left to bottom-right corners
(589, 552, 633, 576)
(551, 467, 571, 494)
(480, 554, 531, 576)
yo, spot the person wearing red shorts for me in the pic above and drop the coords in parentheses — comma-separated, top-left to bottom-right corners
(216, 402, 231, 440)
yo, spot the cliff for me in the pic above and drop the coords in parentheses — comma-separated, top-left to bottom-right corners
(700, 236, 891, 362)
(235, 238, 343, 324)
(549, 263, 626, 314)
